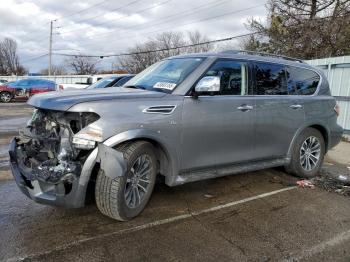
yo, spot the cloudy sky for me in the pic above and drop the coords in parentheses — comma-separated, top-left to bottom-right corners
(0, 0, 267, 73)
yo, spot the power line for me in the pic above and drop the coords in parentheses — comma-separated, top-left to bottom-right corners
(58, 0, 172, 35)
(128, 4, 264, 40)
(26, 0, 170, 49)
(23, 3, 261, 64)
(16, 0, 123, 43)
(75, 0, 241, 40)
(21, 54, 48, 63)
(13, 0, 252, 46)
(54, 0, 112, 21)
(75, 4, 264, 50)
(65, 0, 144, 26)
(52, 32, 261, 58)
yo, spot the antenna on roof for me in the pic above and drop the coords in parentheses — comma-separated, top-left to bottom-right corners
(219, 50, 304, 63)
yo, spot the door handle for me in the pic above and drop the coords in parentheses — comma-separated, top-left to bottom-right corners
(289, 104, 303, 109)
(237, 105, 253, 111)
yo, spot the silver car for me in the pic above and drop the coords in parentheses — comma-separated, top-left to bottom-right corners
(9, 51, 343, 221)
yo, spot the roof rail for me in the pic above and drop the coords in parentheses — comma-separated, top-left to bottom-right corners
(219, 50, 304, 63)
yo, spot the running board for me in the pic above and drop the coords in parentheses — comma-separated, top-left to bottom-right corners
(171, 158, 289, 186)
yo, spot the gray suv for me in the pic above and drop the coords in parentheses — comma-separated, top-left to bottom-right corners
(9, 51, 343, 221)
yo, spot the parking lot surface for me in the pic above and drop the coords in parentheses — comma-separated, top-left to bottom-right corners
(1, 102, 350, 262)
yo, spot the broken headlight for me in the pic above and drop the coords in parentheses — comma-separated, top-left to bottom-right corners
(72, 125, 103, 150)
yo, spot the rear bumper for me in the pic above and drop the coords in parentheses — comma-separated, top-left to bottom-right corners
(329, 124, 343, 149)
(9, 138, 87, 208)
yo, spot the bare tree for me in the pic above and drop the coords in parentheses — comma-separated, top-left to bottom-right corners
(65, 56, 99, 75)
(40, 64, 67, 75)
(118, 42, 159, 74)
(118, 30, 213, 73)
(154, 31, 187, 59)
(242, 0, 350, 59)
(0, 38, 26, 75)
(186, 30, 212, 53)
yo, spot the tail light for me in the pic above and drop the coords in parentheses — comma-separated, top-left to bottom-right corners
(59, 84, 64, 90)
(334, 103, 340, 117)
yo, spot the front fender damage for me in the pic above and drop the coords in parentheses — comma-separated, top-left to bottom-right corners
(96, 144, 126, 179)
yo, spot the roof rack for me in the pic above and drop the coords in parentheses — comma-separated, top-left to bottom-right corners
(219, 50, 304, 63)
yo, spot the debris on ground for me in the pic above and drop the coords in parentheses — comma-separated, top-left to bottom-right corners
(313, 167, 350, 196)
(204, 193, 214, 199)
(336, 174, 350, 185)
(269, 175, 298, 186)
(296, 179, 315, 189)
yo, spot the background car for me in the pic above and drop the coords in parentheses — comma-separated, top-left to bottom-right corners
(112, 75, 135, 87)
(0, 79, 8, 86)
(85, 74, 135, 89)
(58, 75, 107, 90)
(0, 78, 56, 103)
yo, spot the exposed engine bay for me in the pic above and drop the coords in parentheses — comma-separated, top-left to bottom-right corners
(15, 109, 99, 184)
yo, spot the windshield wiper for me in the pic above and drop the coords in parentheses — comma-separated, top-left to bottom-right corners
(124, 85, 145, 90)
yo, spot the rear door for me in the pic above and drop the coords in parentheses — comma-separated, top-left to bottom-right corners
(180, 59, 255, 171)
(253, 62, 305, 159)
(286, 66, 323, 127)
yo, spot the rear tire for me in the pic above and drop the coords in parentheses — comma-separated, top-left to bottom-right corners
(285, 128, 325, 178)
(0, 92, 12, 103)
(95, 141, 157, 221)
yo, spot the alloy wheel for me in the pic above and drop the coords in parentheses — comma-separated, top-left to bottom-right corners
(124, 154, 152, 208)
(300, 136, 321, 171)
(0, 92, 11, 103)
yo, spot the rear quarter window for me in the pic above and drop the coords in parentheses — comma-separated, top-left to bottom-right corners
(286, 66, 320, 95)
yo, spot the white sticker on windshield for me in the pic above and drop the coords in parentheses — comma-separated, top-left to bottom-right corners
(153, 82, 177, 90)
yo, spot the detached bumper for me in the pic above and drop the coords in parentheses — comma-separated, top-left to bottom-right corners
(9, 138, 86, 208)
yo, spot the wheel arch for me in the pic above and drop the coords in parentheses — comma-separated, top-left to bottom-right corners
(103, 129, 178, 180)
(287, 123, 330, 158)
(80, 129, 178, 206)
(115, 137, 171, 177)
(309, 124, 329, 151)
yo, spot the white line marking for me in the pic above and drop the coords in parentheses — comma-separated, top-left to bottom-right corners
(6, 186, 296, 262)
(284, 229, 350, 261)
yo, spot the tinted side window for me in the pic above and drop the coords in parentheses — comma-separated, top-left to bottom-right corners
(203, 60, 248, 95)
(286, 67, 320, 95)
(255, 63, 287, 95)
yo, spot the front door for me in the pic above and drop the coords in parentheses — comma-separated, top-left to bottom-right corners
(180, 59, 255, 171)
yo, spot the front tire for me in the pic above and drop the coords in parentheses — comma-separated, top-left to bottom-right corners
(95, 141, 157, 221)
(285, 128, 325, 178)
(0, 92, 12, 103)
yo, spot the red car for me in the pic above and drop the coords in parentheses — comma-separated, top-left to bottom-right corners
(0, 79, 56, 103)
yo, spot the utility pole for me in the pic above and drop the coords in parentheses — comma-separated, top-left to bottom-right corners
(48, 20, 53, 76)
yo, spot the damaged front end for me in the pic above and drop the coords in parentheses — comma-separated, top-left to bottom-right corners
(9, 109, 100, 207)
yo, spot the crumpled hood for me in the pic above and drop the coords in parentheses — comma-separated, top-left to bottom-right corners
(28, 87, 166, 111)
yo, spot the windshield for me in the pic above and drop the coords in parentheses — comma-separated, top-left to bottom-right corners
(124, 58, 204, 93)
(114, 75, 134, 87)
(86, 77, 120, 89)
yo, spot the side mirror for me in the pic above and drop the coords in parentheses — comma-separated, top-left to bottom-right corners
(194, 76, 220, 93)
